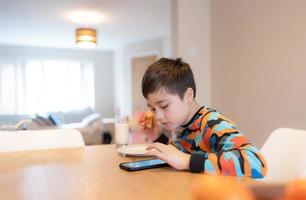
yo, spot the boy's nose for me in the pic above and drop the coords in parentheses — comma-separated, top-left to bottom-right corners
(155, 109, 164, 122)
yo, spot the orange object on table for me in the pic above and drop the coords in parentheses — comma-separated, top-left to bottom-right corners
(192, 174, 255, 200)
(281, 179, 306, 200)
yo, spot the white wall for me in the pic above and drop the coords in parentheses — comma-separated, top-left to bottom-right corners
(172, 0, 211, 106)
(114, 37, 172, 116)
(212, 0, 306, 147)
(0, 45, 114, 117)
(113, 47, 124, 118)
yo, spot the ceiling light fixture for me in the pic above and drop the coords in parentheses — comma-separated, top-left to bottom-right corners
(76, 28, 97, 49)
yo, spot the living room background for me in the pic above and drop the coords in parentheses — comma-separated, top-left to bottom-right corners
(0, 45, 114, 118)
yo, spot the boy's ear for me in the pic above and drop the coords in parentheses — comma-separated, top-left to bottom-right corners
(184, 87, 194, 103)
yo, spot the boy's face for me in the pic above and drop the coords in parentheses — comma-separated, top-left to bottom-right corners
(146, 88, 193, 131)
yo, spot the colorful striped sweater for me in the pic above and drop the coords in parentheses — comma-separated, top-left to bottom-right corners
(156, 106, 267, 178)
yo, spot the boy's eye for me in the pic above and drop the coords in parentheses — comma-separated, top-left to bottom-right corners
(160, 104, 168, 109)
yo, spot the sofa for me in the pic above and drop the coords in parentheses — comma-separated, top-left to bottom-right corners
(0, 107, 112, 145)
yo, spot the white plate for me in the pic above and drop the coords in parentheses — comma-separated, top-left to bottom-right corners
(117, 144, 150, 157)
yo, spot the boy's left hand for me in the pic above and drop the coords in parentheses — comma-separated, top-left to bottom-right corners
(146, 143, 190, 171)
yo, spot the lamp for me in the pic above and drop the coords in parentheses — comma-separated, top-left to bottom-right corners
(76, 28, 97, 49)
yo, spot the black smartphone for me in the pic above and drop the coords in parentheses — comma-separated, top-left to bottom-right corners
(119, 158, 168, 171)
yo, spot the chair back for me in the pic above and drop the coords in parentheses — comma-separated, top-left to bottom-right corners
(261, 128, 306, 182)
(0, 129, 85, 153)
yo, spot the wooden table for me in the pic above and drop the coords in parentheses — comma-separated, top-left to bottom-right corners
(0, 145, 200, 200)
(0, 145, 285, 200)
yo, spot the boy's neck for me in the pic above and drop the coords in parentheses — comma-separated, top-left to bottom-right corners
(184, 101, 201, 125)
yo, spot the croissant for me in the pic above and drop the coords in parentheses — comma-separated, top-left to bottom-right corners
(145, 111, 154, 128)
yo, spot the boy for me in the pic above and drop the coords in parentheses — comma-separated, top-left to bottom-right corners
(140, 57, 267, 178)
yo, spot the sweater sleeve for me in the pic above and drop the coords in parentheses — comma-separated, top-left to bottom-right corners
(189, 112, 268, 178)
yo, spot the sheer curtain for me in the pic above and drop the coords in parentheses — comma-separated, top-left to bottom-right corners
(0, 59, 95, 114)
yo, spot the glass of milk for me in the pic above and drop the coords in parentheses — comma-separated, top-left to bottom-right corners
(115, 116, 130, 148)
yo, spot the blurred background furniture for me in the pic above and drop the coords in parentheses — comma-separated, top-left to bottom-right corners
(48, 107, 104, 145)
(0, 129, 84, 153)
(0, 107, 113, 145)
(260, 128, 306, 183)
(0, 115, 32, 126)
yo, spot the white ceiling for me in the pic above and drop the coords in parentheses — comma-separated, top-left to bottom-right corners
(0, 0, 171, 50)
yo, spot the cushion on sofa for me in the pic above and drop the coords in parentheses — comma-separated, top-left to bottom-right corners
(82, 113, 101, 126)
(48, 112, 64, 125)
(35, 114, 54, 126)
(65, 107, 93, 123)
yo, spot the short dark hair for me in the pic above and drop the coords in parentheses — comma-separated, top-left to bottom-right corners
(141, 57, 196, 99)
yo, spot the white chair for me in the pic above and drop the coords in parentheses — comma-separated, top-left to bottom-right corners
(0, 129, 85, 153)
(260, 128, 306, 183)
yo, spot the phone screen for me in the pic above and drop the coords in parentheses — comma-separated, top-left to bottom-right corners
(119, 159, 167, 171)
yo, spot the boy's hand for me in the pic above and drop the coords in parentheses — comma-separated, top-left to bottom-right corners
(146, 143, 190, 171)
(139, 111, 160, 142)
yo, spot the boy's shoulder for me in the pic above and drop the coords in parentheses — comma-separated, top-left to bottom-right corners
(198, 106, 236, 128)
(197, 106, 220, 120)
(182, 105, 233, 131)
(184, 106, 218, 129)
(198, 106, 216, 114)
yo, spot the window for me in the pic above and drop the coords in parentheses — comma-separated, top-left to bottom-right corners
(0, 59, 95, 114)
